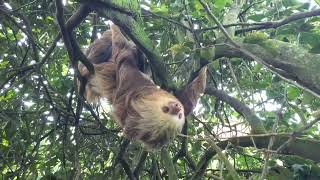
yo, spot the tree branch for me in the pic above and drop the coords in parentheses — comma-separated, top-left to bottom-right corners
(92, 1, 175, 90)
(199, 0, 239, 47)
(192, 134, 320, 179)
(141, 8, 191, 31)
(205, 85, 266, 134)
(236, 9, 320, 34)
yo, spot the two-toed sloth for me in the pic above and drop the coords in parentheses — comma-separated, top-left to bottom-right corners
(78, 25, 206, 149)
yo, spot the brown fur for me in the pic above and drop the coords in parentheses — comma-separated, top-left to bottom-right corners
(78, 26, 185, 149)
(177, 66, 207, 115)
(78, 30, 116, 103)
(78, 25, 206, 149)
(110, 25, 185, 149)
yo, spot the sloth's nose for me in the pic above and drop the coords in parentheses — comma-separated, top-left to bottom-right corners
(169, 102, 181, 115)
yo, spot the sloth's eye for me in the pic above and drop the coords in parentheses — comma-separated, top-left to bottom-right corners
(162, 106, 169, 113)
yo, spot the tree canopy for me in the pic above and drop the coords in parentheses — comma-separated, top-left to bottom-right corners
(1, 0, 320, 179)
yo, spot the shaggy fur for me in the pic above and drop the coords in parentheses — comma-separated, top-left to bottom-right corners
(78, 25, 185, 149)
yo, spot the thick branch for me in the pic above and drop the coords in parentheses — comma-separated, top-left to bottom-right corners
(192, 134, 320, 179)
(55, 0, 75, 65)
(205, 85, 266, 134)
(39, 3, 93, 67)
(120, 159, 135, 180)
(214, 40, 320, 98)
(133, 151, 148, 179)
(84, 1, 175, 90)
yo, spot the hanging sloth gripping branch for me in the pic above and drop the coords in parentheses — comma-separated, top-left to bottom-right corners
(78, 25, 207, 149)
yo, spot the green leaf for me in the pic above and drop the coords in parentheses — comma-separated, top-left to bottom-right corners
(247, 14, 266, 21)
(194, 1, 203, 11)
(0, 60, 9, 69)
(151, 4, 168, 15)
(160, 32, 170, 51)
(299, 32, 320, 48)
(0, 90, 15, 101)
(213, 0, 232, 10)
(287, 86, 300, 100)
(1, 138, 9, 147)
(302, 92, 315, 105)
(168, 44, 191, 56)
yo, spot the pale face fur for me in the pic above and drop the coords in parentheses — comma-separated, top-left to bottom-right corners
(129, 89, 185, 149)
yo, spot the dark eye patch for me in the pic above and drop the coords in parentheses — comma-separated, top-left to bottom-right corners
(162, 106, 169, 113)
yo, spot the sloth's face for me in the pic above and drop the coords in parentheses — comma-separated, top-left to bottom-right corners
(135, 89, 185, 130)
(129, 89, 185, 149)
(161, 101, 184, 119)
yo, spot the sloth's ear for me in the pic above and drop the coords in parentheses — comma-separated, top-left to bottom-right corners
(176, 66, 207, 116)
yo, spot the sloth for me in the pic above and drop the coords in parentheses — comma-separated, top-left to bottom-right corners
(78, 25, 206, 149)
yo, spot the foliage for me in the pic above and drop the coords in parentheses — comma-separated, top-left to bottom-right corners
(0, 0, 320, 179)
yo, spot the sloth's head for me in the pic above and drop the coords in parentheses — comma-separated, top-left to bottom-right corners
(129, 87, 185, 149)
(132, 88, 185, 129)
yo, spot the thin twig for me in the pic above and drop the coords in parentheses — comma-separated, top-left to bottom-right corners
(199, 0, 239, 47)
(12, 0, 37, 11)
(236, 9, 320, 34)
(206, 138, 240, 180)
(141, 8, 191, 31)
(276, 116, 320, 153)
(259, 114, 278, 180)
(226, 59, 244, 101)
